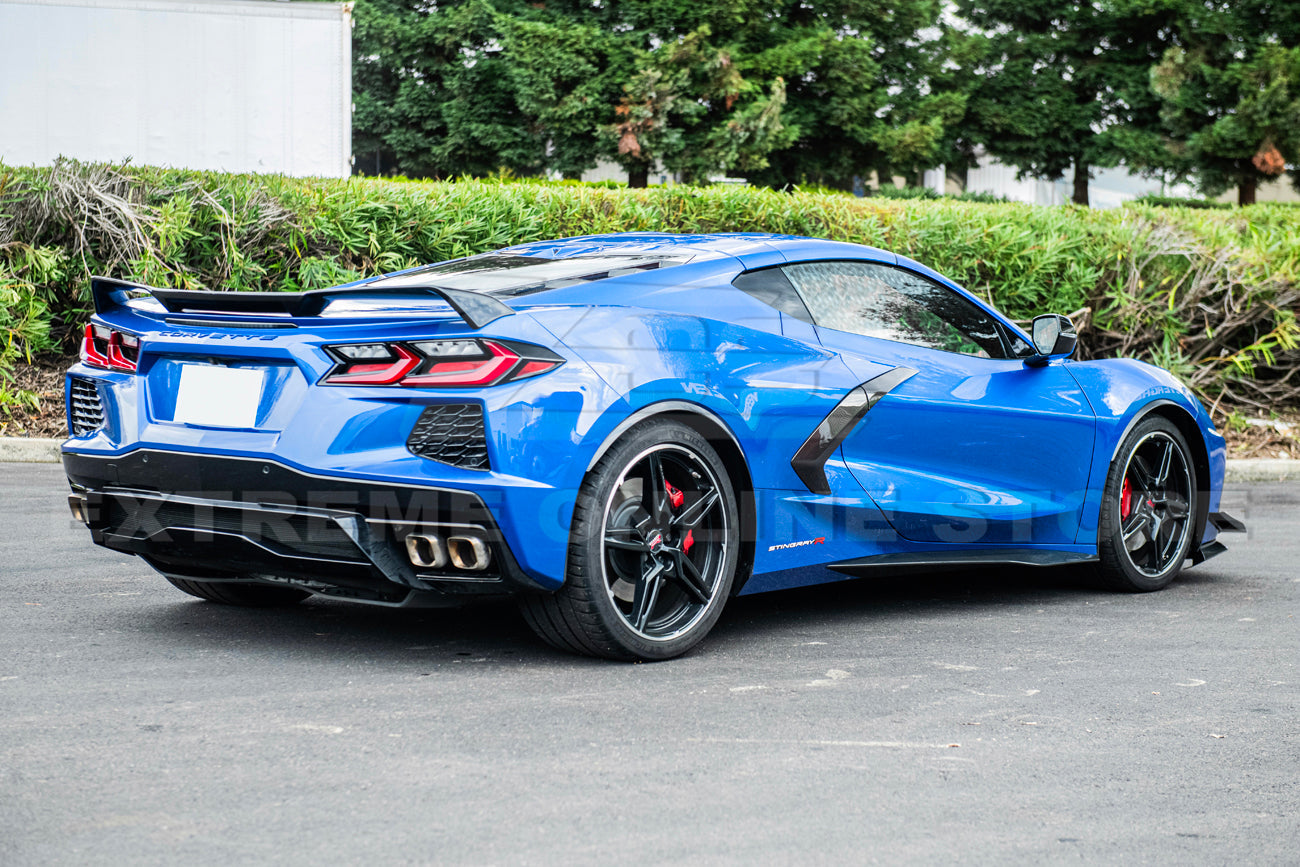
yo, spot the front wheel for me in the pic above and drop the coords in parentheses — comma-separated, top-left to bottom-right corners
(519, 419, 740, 660)
(1095, 417, 1198, 592)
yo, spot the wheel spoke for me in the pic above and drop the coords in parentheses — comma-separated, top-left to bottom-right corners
(646, 452, 671, 524)
(672, 488, 721, 530)
(668, 550, 710, 605)
(1156, 517, 1179, 564)
(1130, 455, 1157, 493)
(1122, 511, 1149, 551)
(604, 527, 650, 552)
(1165, 494, 1190, 520)
(1153, 439, 1175, 488)
(629, 561, 665, 632)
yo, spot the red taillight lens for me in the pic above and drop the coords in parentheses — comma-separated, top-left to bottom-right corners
(322, 339, 563, 387)
(322, 344, 422, 385)
(400, 340, 519, 387)
(80, 324, 139, 372)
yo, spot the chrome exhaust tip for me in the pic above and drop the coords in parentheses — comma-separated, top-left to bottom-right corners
(404, 534, 447, 569)
(446, 535, 491, 571)
(68, 493, 93, 525)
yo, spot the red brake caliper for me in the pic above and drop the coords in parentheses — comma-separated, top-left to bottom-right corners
(664, 481, 684, 509)
(1120, 476, 1133, 519)
(664, 481, 693, 552)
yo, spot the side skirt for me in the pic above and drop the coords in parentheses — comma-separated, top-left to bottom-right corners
(828, 548, 1099, 577)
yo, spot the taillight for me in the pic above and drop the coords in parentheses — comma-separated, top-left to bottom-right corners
(80, 324, 139, 372)
(321, 344, 421, 385)
(323, 339, 563, 387)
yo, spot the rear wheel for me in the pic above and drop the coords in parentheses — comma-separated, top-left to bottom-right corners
(519, 419, 739, 660)
(1095, 417, 1198, 592)
(164, 576, 311, 607)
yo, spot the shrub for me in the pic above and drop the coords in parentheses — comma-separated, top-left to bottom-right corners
(1130, 194, 1233, 210)
(1, 158, 1298, 426)
(872, 184, 940, 200)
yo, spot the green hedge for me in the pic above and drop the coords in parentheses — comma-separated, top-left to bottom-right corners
(2, 159, 1298, 414)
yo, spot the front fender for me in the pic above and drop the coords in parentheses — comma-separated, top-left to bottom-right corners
(1067, 359, 1226, 545)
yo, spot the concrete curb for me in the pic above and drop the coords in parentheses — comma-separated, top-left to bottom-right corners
(0, 438, 64, 463)
(1225, 459, 1300, 483)
(2, 437, 1296, 481)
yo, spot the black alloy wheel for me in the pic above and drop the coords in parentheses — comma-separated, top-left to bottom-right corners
(1096, 416, 1198, 592)
(519, 419, 739, 660)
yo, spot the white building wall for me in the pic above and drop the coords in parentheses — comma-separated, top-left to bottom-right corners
(965, 160, 1068, 206)
(963, 158, 1197, 207)
(0, 0, 352, 177)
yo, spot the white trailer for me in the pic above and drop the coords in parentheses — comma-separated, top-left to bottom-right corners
(0, 0, 352, 177)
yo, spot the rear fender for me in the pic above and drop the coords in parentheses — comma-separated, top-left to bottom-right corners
(531, 305, 858, 493)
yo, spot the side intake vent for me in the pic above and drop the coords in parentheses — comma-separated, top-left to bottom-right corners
(69, 377, 106, 436)
(406, 404, 490, 471)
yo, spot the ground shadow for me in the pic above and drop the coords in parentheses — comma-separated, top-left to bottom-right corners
(116, 558, 1208, 666)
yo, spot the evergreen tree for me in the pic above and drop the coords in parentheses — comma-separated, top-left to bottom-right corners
(353, 0, 547, 177)
(1152, 2, 1300, 204)
(352, 0, 964, 186)
(604, 24, 795, 187)
(955, 0, 1174, 206)
(738, 0, 965, 189)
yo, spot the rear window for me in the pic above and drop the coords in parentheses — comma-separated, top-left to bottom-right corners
(366, 254, 683, 298)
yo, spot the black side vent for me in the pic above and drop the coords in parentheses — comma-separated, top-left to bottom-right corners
(69, 377, 106, 436)
(406, 404, 490, 471)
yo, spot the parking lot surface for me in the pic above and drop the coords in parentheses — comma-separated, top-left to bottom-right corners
(2, 462, 1296, 864)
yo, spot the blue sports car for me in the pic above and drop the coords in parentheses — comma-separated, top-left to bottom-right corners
(63, 233, 1244, 659)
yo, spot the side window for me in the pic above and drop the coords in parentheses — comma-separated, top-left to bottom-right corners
(732, 268, 815, 323)
(782, 261, 1007, 359)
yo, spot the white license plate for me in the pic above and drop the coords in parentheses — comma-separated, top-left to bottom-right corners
(174, 364, 266, 428)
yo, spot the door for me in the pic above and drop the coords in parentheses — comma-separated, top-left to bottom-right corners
(782, 260, 1097, 547)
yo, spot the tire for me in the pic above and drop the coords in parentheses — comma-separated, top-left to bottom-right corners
(1095, 416, 1198, 592)
(164, 576, 311, 607)
(519, 419, 740, 660)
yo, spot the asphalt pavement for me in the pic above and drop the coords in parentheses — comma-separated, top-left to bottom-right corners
(2, 462, 1296, 865)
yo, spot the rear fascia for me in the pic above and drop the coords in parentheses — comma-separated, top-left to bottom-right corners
(63, 303, 628, 589)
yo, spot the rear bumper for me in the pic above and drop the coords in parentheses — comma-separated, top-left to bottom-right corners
(63, 448, 548, 605)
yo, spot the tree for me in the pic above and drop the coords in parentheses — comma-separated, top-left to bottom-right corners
(607, 67, 686, 188)
(1151, 2, 1300, 205)
(604, 24, 795, 186)
(352, 0, 966, 187)
(497, 14, 639, 179)
(352, 0, 545, 177)
(955, 0, 1175, 206)
(738, 0, 968, 189)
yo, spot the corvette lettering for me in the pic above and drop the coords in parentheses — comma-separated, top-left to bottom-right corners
(157, 331, 279, 341)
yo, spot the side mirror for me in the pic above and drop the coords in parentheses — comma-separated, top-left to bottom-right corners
(1025, 314, 1077, 367)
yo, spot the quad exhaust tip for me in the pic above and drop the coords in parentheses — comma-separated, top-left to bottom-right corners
(68, 493, 93, 525)
(405, 534, 447, 569)
(404, 532, 492, 572)
(447, 535, 491, 571)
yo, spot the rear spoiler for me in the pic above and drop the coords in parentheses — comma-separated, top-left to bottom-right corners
(89, 276, 515, 330)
